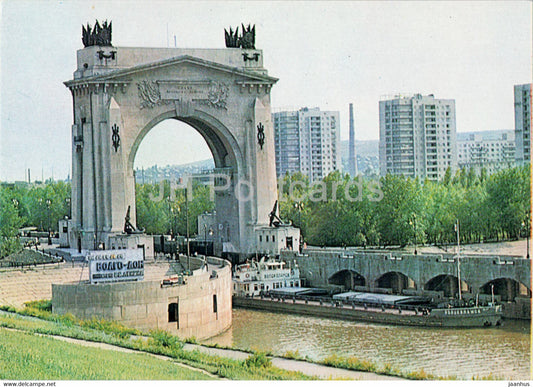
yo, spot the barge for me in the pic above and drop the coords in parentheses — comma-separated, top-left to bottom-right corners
(233, 294, 503, 328)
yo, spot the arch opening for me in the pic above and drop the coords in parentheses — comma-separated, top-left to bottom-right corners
(375, 271, 416, 294)
(480, 278, 531, 302)
(424, 275, 469, 298)
(134, 119, 213, 175)
(129, 111, 242, 174)
(328, 270, 366, 290)
(131, 116, 238, 255)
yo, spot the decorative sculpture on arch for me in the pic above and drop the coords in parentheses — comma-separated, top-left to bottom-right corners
(82, 20, 113, 47)
(224, 24, 255, 49)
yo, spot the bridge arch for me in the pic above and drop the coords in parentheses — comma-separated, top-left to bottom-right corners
(424, 274, 469, 298)
(328, 270, 366, 290)
(480, 278, 531, 302)
(375, 271, 416, 294)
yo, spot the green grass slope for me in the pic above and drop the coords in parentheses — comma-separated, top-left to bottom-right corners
(0, 329, 214, 380)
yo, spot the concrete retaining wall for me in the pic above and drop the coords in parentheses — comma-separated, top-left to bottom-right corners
(52, 257, 232, 340)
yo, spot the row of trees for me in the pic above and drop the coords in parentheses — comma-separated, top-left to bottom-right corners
(279, 165, 531, 248)
(135, 180, 214, 236)
(1, 165, 530, 257)
(0, 180, 71, 257)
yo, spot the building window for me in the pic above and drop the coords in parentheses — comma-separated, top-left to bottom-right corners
(213, 294, 218, 314)
(168, 303, 179, 326)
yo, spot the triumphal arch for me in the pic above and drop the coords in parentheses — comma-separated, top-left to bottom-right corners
(64, 22, 281, 256)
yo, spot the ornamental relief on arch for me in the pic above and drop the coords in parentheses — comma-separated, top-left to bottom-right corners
(137, 80, 229, 110)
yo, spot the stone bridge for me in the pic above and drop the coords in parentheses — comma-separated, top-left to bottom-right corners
(282, 249, 531, 306)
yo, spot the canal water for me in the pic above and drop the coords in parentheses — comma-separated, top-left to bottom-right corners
(203, 308, 530, 380)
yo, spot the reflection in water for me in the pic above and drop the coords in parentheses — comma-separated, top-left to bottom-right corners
(204, 308, 530, 380)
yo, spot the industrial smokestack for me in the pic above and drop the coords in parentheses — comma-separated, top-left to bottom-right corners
(348, 103, 357, 176)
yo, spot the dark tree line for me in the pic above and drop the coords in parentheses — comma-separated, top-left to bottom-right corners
(279, 165, 531, 248)
(1, 165, 529, 257)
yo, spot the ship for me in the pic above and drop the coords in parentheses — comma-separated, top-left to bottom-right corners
(232, 255, 301, 297)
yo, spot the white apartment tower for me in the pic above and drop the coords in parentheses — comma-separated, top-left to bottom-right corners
(379, 94, 457, 180)
(457, 130, 515, 175)
(514, 83, 532, 164)
(273, 107, 341, 182)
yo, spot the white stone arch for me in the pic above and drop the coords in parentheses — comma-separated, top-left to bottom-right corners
(66, 46, 279, 257)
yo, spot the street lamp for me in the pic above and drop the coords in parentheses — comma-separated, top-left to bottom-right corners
(409, 214, 417, 255)
(294, 201, 304, 228)
(522, 219, 530, 259)
(45, 199, 52, 245)
(167, 196, 173, 237)
(65, 197, 71, 219)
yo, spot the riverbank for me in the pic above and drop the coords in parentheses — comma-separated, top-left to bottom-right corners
(0, 308, 404, 380)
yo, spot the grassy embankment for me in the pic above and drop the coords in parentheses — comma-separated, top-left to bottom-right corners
(0, 301, 500, 380)
(0, 329, 213, 380)
(0, 301, 313, 380)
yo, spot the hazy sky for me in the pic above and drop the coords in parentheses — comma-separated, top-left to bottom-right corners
(1, 1, 531, 181)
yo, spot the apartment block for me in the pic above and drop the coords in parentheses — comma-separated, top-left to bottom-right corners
(273, 107, 341, 182)
(514, 83, 532, 164)
(379, 94, 457, 180)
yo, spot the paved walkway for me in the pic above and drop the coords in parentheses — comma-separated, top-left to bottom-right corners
(182, 343, 402, 380)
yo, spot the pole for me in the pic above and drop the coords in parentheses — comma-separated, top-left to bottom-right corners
(186, 187, 190, 271)
(527, 221, 530, 259)
(456, 219, 462, 301)
(414, 215, 417, 255)
(204, 224, 207, 256)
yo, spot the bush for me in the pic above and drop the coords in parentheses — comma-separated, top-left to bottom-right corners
(283, 350, 301, 360)
(149, 329, 184, 350)
(24, 299, 52, 312)
(244, 352, 272, 369)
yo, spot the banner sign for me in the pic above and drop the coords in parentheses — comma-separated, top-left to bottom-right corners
(87, 249, 144, 284)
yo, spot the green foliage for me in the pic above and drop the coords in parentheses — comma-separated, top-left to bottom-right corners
(283, 349, 302, 360)
(244, 352, 272, 369)
(0, 186, 24, 257)
(149, 329, 184, 349)
(136, 180, 215, 236)
(24, 299, 52, 312)
(0, 180, 71, 254)
(276, 166, 530, 248)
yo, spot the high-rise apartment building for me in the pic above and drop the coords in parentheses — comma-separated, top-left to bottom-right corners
(457, 130, 515, 175)
(514, 83, 532, 164)
(379, 94, 457, 181)
(273, 107, 341, 182)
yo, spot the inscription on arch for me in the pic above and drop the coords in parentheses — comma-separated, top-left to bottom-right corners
(137, 80, 229, 110)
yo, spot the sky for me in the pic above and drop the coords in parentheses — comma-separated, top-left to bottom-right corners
(0, 1, 531, 182)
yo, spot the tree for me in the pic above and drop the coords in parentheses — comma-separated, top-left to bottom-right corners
(0, 186, 24, 257)
(375, 175, 422, 247)
(486, 166, 530, 239)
